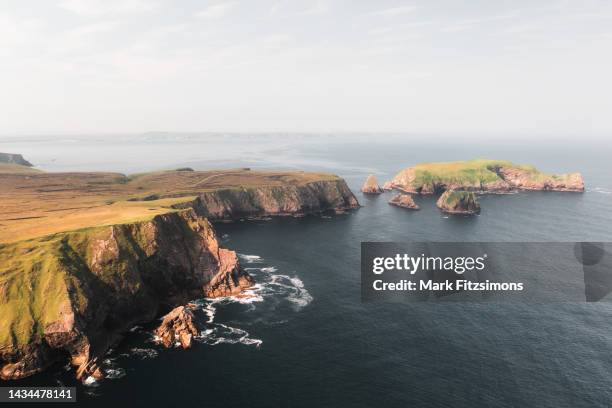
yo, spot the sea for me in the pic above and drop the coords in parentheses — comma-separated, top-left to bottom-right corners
(2, 133, 612, 407)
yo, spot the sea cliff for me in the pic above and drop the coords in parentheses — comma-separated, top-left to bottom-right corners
(0, 210, 248, 381)
(178, 179, 359, 220)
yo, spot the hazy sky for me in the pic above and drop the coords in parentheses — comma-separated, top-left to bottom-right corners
(1, 0, 611, 135)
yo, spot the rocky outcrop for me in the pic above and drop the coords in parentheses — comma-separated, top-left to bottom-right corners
(387, 160, 584, 194)
(0, 152, 33, 167)
(361, 175, 383, 194)
(388, 194, 419, 210)
(493, 166, 584, 192)
(179, 179, 360, 220)
(204, 249, 254, 297)
(436, 190, 480, 215)
(0, 210, 250, 381)
(155, 306, 200, 349)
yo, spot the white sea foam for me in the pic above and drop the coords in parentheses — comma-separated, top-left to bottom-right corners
(239, 254, 264, 263)
(592, 187, 612, 194)
(191, 254, 313, 348)
(197, 324, 262, 348)
(104, 368, 126, 380)
(83, 376, 98, 387)
(128, 348, 159, 359)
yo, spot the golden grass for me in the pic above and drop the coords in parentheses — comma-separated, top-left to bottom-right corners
(0, 169, 339, 243)
(0, 163, 42, 174)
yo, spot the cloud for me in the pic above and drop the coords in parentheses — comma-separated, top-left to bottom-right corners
(58, 0, 156, 16)
(371, 6, 420, 18)
(195, 2, 237, 20)
(441, 12, 519, 33)
(300, 0, 329, 16)
(269, 0, 329, 17)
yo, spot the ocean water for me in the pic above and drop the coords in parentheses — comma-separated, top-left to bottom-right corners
(3, 134, 612, 407)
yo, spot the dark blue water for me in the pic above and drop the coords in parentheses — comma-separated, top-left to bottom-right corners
(6, 134, 612, 407)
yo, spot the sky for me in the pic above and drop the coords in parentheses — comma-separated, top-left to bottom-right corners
(0, 0, 611, 136)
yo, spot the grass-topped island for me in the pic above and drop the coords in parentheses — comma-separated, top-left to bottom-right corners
(386, 159, 584, 195)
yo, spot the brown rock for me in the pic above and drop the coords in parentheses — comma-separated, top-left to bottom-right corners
(382, 181, 394, 191)
(361, 175, 383, 194)
(495, 167, 584, 192)
(388, 194, 420, 210)
(155, 306, 200, 349)
(204, 249, 254, 298)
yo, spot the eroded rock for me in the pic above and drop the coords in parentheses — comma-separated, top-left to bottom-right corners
(361, 175, 383, 194)
(388, 194, 420, 210)
(436, 190, 480, 215)
(155, 306, 200, 349)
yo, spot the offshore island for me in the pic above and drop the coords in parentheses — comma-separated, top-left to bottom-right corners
(0, 156, 358, 381)
(382, 159, 584, 215)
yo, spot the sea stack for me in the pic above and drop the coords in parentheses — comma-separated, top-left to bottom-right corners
(361, 174, 383, 194)
(155, 306, 200, 349)
(388, 194, 420, 210)
(436, 190, 480, 215)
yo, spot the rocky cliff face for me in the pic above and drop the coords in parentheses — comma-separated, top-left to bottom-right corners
(493, 166, 584, 192)
(0, 210, 247, 381)
(0, 153, 33, 167)
(180, 179, 360, 220)
(436, 190, 480, 215)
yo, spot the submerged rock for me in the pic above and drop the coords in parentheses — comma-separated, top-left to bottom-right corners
(436, 190, 480, 215)
(388, 194, 420, 210)
(155, 306, 200, 349)
(361, 175, 383, 194)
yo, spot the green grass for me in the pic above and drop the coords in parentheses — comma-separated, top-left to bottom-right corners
(395, 159, 566, 188)
(0, 209, 209, 348)
(411, 159, 513, 186)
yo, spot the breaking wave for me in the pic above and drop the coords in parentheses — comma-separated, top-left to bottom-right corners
(191, 253, 313, 348)
(239, 254, 264, 264)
